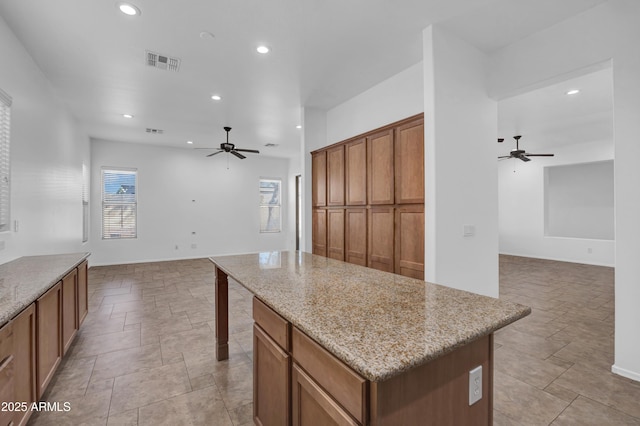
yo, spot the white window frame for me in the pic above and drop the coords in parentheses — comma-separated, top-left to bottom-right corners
(259, 178, 282, 233)
(102, 167, 137, 239)
(0, 89, 11, 233)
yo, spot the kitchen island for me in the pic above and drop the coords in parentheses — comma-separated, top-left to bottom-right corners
(210, 251, 530, 425)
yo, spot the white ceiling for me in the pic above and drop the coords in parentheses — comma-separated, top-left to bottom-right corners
(498, 67, 613, 154)
(0, 0, 610, 158)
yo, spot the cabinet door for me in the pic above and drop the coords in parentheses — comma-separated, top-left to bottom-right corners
(312, 209, 327, 257)
(367, 130, 394, 205)
(77, 260, 88, 326)
(254, 325, 290, 426)
(345, 209, 367, 266)
(61, 269, 78, 355)
(327, 209, 345, 261)
(312, 151, 327, 207)
(368, 207, 394, 273)
(345, 138, 367, 206)
(36, 282, 62, 399)
(0, 322, 14, 426)
(13, 304, 36, 426)
(292, 363, 359, 426)
(396, 205, 425, 280)
(327, 145, 345, 206)
(395, 118, 424, 204)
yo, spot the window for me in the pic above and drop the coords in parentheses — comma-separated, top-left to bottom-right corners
(259, 178, 281, 233)
(102, 168, 137, 239)
(82, 163, 89, 242)
(0, 89, 11, 233)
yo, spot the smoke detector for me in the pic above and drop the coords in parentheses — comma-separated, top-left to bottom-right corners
(145, 51, 180, 72)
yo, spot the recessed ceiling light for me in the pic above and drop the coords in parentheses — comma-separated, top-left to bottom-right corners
(199, 31, 215, 40)
(566, 89, 580, 95)
(296, 125, 302, 129)
(187, 140, 193, 145)
(256, 45, 270, 54)
(122, 114, 134, 119)
(211, 95, 222, 101)
(116, 2, 141, 16)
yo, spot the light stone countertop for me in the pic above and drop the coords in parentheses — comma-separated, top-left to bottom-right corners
(0, 253, 90, 327)
(210, 251, 531, 382)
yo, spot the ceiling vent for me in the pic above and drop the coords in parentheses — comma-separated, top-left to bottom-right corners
(264, 143, 278, 148)
(145, 50, 180, 72)
(145, 128, 164, 134)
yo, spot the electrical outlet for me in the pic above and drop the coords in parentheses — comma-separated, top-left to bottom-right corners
(191, 243, 197, 249)
(469, 366, 482, 405)
(175, 244, 179, 250)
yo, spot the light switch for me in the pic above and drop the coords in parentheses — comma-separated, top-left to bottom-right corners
(463, 224, 475, 237)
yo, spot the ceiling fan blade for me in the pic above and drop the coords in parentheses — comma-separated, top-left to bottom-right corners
(525, 153, 554, 157)
(234, 148, 260, 154)
(517, 154, 531, 162)
(498, 155, 511, 159)
(194, 147, 220, 150)
(207, 150, 224, 157)
(231, 150, 246, 159)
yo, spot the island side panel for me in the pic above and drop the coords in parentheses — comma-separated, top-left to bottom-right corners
(214, 266, 229, 360)
(369, 334, 492, 425)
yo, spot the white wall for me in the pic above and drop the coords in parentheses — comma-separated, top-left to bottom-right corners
(325, 62, 423, 144)
(90, 139, 290, 265)
(488, 0, 640, 382)
(499, 140, 614, 266)
(424, 25, 499, 297)
(0, 15, 89, 265)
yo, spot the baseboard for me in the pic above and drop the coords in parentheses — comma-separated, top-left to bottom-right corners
(611, 364, 640, 382)
(498, 251, 615, 268)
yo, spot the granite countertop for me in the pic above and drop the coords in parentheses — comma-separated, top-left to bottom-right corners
(0, 253, 90, 327)
(210, 251, 530, 382)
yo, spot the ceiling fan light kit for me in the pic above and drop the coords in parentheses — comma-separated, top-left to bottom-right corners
(498, 135, 554, 162)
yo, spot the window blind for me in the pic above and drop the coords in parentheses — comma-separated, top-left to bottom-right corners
(259, 178, 281, 233)
(0, 89, 11, 233)
(102, 168, 137, 239)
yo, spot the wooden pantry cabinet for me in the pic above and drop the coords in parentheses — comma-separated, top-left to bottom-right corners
(311, 114, 424, 279)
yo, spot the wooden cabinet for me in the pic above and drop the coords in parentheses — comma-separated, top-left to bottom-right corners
(61, 269, 78, 355)
(367, 130, 394, 205)
(327, 209, 345, 261)
(253, 298, 291, 426)
(312, 209, 327, 256)
(12, 303, 36, 426)
(345, 138, 367, 206)
(396, 205, 425, 280)
(312, 151, 327, 207)
(77, 260, 88, 326)
(253, 298, 366, 426)
(0, 322, 14, 426)
(395, 118, 424, 204)
(368, 207, 395, 273)
(254, 325, 290, 426)
(36, 282, 62, 399)
(345, 209, 367, 266)
(311, 114, 424, 279)
(327, 146, 345, 206)
(292, 363, 359, 426)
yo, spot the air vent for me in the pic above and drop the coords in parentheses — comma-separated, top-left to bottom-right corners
(145, 50, 181, 72)
(146, 128, 164, 134)
(264, 143, 278, 148)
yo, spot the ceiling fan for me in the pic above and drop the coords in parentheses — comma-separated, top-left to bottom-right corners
(498, 135, 554, 162)
(197, 127, 260, 159)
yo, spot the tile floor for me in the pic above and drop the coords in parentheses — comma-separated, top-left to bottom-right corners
(29, 255, 640, 425)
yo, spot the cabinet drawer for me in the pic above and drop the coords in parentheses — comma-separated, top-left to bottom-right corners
(253, 297, 290, 351)
(292, 327, 366, 424)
